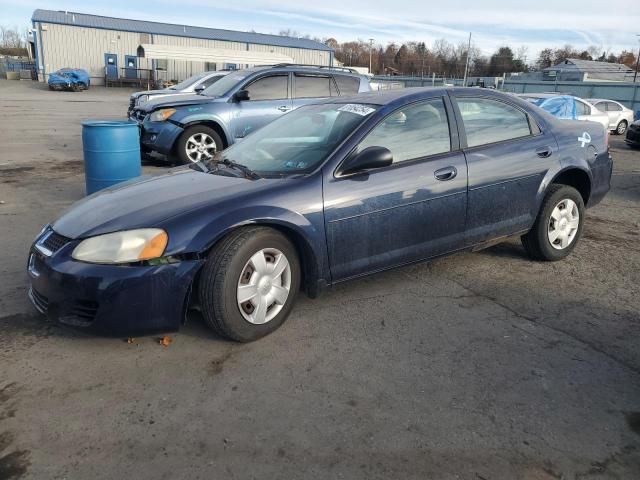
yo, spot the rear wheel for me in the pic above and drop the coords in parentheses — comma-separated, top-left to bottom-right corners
(176, 125, 223, 165)
(521, 184, 585, 261)
(616, 120, 628, 135)
(198, 227, 301, 342)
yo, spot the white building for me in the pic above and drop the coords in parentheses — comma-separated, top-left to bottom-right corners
(31, 9, 334, 85)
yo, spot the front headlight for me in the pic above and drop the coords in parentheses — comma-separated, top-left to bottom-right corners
(72, 229, 168, 264)
(149, 108, 176, 122)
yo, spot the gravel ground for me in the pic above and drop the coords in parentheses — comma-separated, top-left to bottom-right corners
(1, 78, 639, 479)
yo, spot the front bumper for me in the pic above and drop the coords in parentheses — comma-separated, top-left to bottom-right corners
(625, 126, 640, 147)
(27, 231, 203, 337)
(139, 120, 184, 156)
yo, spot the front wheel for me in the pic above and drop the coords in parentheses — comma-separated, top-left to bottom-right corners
(175, 125, 223, 165)
(521, 184, 585, 261)
(198, 227, 301, 342)
(616, 120, 628, 135)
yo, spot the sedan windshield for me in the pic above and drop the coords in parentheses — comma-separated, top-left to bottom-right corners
(201, 70, 252, 97)
(213, 103, 378, 176)
(169, 71, 210, 90)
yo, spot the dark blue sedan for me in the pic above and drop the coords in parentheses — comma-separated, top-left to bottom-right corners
(28, 88, 612, 341)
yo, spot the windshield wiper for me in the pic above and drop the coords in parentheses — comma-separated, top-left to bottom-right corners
(218, 158, 261, 180)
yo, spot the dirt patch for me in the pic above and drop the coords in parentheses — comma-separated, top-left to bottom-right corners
(0, 448, 30, 480)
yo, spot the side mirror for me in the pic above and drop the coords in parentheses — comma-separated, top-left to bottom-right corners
(234, 89, 250, 102)
(340, 146, 393, 175)
(194, 85, 205, 93)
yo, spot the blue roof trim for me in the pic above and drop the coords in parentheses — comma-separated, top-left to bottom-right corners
(31, 9, 333, 52)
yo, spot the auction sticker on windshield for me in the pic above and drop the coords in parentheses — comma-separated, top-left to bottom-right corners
(338, 104, 376, 116)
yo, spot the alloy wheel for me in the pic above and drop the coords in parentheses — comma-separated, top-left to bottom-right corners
(185, 132, 217, 162)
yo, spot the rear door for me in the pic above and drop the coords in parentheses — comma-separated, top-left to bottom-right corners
(231, 73, 291, 139)
(453, 95, 557, 245)
(601, 101, 621, 129)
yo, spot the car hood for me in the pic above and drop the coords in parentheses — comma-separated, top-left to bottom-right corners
(131, 89, 170, 99)
(52, 168, 266, 239)
(139, 94, 217, 113)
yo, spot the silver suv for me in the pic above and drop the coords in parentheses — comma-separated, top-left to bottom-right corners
(133, 64, 371, 164)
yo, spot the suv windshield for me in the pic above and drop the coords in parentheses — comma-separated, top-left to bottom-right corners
(169, 71, 210, 90)
(201, 70, 253, 97)
(213, 103, 378, 176)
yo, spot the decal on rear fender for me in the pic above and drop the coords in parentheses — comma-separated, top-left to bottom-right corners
(578, 132, 591, 148)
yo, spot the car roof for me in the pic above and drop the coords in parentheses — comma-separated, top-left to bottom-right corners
(235, 64, 364, 79)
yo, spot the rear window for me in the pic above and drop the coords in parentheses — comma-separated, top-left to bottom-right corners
(334, 75, 360, 95)
(458, 97, 531, 148)
(294, 75, 333, 98)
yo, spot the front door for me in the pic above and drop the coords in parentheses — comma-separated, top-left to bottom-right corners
(323, 97, 468, 281)
(104, 53, 117, 80)
(454, 95, 557, 245)
(231, 74, 292, 140)
(125, 55, 137, 80)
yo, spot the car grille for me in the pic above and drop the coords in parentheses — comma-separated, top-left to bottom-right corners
(129, 97, 136, 110)
(29, 287, 49, 313)
(38, 228, 71, 255)
(134, 110, 146, 122)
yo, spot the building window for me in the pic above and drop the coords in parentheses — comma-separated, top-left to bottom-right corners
(155, 59, 168, 71)
(205, 62, 216, 71)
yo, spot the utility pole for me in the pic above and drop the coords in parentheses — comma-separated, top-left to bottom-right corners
(462, 32, 472, 87)
(369, 38, 374, 74)
(420, 42, 426, 80)
(634, 34, 640, 83)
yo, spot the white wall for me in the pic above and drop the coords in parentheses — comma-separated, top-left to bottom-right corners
(34, 23, 331, 86)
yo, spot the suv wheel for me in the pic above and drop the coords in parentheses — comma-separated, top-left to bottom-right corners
(176, 125, 223, 164)
(521, 184, 585, 261)
(198, 227, 301, 342)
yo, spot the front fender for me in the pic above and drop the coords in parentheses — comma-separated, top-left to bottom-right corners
(174, 110, 233, 144)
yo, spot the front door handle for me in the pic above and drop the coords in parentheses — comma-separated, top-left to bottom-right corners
(536, 146, 553, 158)
(434, 166, 457, 181)
(277, 105, 291, 112)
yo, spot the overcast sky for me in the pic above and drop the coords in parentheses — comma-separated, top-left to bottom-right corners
(3, 0, 639, 60)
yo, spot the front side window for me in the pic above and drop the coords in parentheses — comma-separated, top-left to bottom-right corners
(294, 75, 333, 98)
(458, 97, 531, 148)
(356, 99, 451, 163)
(245, 75, 288, 101)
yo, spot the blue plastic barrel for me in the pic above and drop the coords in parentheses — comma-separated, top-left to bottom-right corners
(81, 120, 141, 195)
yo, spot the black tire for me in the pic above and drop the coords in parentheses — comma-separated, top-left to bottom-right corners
(198, 227, 301, 342)
(521, 184, 585, 261)
(175, 125, 223, 165)
(616, 120, 628, 135)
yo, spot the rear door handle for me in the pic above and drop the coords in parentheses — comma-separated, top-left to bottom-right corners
(434, 166, 457, 181)
(277, 106, 291, 112)
(536, 146, 553, 158)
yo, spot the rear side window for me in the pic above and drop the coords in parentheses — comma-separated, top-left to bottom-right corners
(334, 75, 360, 95)
(457, 98, 531, 148)
(245, 75, 288, 101)
(356, 99, 451, 164)
(575, 100, 591, 116)
(607, 102, 622, 112)
(294, 75, 333, 98)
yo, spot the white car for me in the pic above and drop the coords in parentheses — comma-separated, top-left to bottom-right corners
(586, 99, 635, 135)
(518, 94, 610, 131)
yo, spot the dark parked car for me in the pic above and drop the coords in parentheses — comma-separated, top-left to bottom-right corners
(132, 64, 370, 164)
(28, 88, 611, 342)
(625, 120, 640, 148)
